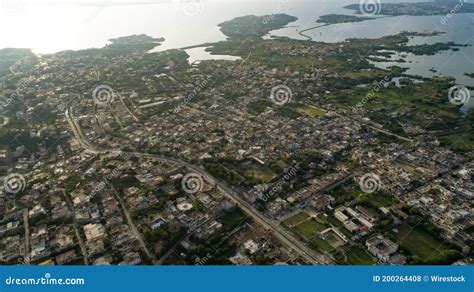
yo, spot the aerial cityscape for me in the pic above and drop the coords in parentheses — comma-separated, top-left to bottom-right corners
(0, 0, 472, 268)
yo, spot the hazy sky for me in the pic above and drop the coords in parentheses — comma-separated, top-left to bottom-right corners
(0, 0, 472, 54)
(0, 0, 345, 53)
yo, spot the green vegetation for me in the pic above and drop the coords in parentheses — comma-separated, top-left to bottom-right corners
(296, 105, 326, 118)
(295, 218, 328, 237)
(283, 212, 310, 227)
(358, 191, 398, 208)
(292, 218, 337, 252)
(204, 157, 279, 187)
(325, 183, 358, 205)
(219, 207, 248, 230)
(106, 34, 165, 51)
(311, 237, 335, 253)
(247, 99, 271, 115)
(392, 224, 462, 265)
(346, 246, 375, 265)
(276, 107, 301, 119)
(181, 235, 237, 265)
(0, 48, 36, 78)
(218, 14, 298, 38)
(130, 49, 189, 71)
(326, 78, 473, 153)
(464, 72, 474, 79)
(317, 14, 374, 24)
(245, 168, 277, 183)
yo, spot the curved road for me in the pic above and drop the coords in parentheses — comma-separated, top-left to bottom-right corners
(122, 151, 331, 265)
(65, 111, 332, 265)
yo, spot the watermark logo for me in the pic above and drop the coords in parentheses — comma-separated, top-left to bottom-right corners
(1, 78, 34, 111)
(4, 173, 26, 194)
(441, 0, 464, 25)
(5, 273, 85, 286)
(0, 96, 10, 112)
(351, 76, 390, 112)
(359, 0, 382, 16)
(270, 85, 292, 106)
(358, 173, 381, 194)
(173, 76, 213, 113)
(261, 164, 300, 202)
(1, 0, 28, 16)
(181, 173, 204, 194)
(448, 85, 470, 105)
(262, 0, 288, 24)
(90, 168, 122, 196)
(92, 85, 115, 106)
(17, 255, 31, 265)
(181, 0, 203, 16)
(195, 252, 212, 265)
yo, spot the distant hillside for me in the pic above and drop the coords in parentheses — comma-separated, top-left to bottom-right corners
(0, 48, 35, 78)
(344, 1, 474, 16)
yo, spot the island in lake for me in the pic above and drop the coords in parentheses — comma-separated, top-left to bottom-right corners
(218, 14, 298, 38)
(316, 14, 375, 25)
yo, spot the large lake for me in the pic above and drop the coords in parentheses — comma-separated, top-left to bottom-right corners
(0, 0, 473, 109)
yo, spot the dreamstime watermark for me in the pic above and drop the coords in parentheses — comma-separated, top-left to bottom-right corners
(17, 255, 31, 265)
(0, 78, 34, 112)
(270, 84, 293, 106)
(3, 173, 27, 194)
(358, 173, 382, 194)
(181, 0, 203, 16)
(90, 168, 122, 196)
(195, 252, 212, 265)
(92, 85, 115, 106)
(448, 85, 471, 105)
(181, 172, 204, 194)
(5, 273, 85, 286)
(359, 0, 382, 16)
(351, 76, 390, 112)
(260, 164, 300, 202)
(262, 0, 288, 24)
(441, 0, 464, 25)
(173, 76, 213, 113)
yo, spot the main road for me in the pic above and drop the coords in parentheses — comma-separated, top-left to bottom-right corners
(65, 109, 332, 265)
(122, 151, 332, 265)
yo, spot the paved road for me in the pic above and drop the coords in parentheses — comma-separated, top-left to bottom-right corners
(22, 209, 30, 263)
(66, 116, 332, 264)
(156, 216, 215, 265)
(125, 152, 332, 265)
(109, 184, 155, 261)
(65, 108, 100, 153)
(64, 192, 90, 265)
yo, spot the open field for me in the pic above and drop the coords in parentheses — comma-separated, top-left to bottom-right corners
(392, 224, 461, 264)
(296, 105, 326, 118)
(320, 229, 345, 248)
(311, 237, 335, 253)
(295, 219, 328, 238)
(245, 168, 277, 183)
(346, 246, 375, 265)
(283, 212, 310, 227)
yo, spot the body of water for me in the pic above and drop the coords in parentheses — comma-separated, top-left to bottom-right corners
(0, 0, 472, 108)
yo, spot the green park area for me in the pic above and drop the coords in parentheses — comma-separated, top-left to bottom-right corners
(346, 246, 376, 265)
(283, 212, 310, 227)
(392, 224, 462, 264)
(296, 105, 327, 118)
